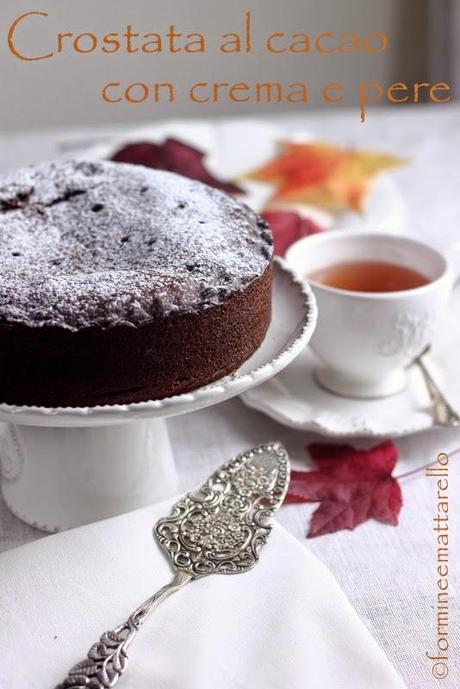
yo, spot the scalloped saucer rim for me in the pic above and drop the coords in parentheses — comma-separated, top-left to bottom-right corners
(240, 346, 440, 439)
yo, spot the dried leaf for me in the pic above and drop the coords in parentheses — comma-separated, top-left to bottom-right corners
(285, 441, 403, 537)
(245, 142, 406, 213)
(262, 211, 323, 256)
(111, 139, 243, 194)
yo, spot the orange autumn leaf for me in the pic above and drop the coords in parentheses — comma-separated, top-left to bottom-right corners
(249, 143, 345, 187)
(244, 142, 407, 213)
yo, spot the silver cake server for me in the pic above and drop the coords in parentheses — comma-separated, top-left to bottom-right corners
(56, 442, 290, 688)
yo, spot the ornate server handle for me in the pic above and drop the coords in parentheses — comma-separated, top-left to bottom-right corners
(55, 569, 192, 689)
(415, 348, 460, 428)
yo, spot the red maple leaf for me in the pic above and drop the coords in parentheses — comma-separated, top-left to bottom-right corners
(111, 138, 243, 195)
(262, 211, 323, 256)
(285, 441, 402, 538)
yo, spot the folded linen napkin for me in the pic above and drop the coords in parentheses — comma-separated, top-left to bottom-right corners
(0, 499, 406, 689)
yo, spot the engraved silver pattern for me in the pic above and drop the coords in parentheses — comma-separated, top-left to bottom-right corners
(56, 442, 290, 688)
(155, 443, 289, 577)
(414, 348, 460, 428)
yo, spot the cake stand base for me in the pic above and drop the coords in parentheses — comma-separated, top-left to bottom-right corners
(0, 419, 177, 532)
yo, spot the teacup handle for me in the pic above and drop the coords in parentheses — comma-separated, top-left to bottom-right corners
(447, 239, 460, 285)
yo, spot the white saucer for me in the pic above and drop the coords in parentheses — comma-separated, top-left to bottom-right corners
(241, 347, 436, 438)
(241, 291, 460, 441)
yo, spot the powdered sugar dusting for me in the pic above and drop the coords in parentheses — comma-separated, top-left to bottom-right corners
(0, 160, 272, 329)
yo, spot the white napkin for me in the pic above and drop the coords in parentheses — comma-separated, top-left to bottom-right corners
(0, 500, 405, 689)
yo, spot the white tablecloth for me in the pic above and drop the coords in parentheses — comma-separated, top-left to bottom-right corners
(0, 500, 407, 689)
(1, 106, 460, 689)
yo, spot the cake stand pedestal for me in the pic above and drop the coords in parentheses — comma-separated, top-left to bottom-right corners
(0, 419, 176, 532)
(0, 261, 317, 532)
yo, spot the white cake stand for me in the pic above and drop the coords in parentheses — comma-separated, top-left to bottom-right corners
(0, 260, 317, 532)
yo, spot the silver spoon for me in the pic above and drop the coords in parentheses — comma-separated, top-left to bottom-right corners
(413, 347, 460, 427)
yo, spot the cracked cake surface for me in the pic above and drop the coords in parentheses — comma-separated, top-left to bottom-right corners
(0, 159, 273, 406)
(0, 159, 273, 330)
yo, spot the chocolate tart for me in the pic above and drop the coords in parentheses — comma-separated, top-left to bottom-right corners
(0, 159, 273, 406)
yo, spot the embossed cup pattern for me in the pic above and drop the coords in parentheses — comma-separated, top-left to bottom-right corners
(376, 311, 436, 358)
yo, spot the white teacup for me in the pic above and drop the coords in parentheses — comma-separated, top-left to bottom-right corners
(286, 231, 455, 398)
